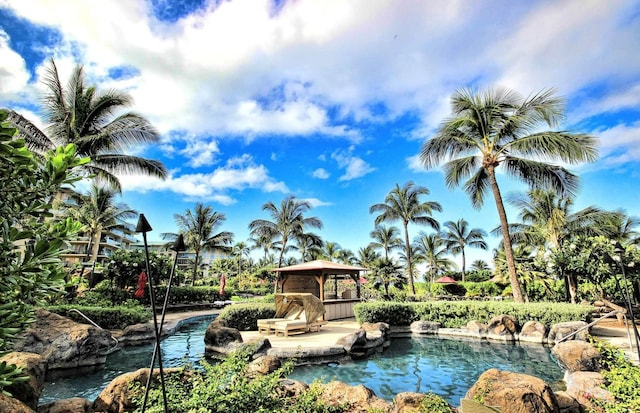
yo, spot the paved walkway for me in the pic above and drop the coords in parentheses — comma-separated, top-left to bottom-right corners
(157, 308, 640, 363)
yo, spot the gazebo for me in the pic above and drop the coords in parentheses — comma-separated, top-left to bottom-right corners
(272, 260, 366, 320)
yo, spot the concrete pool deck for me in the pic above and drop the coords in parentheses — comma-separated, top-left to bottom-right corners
(158, 308, 639, 364)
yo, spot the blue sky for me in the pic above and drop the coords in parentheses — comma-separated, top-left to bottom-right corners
(1, 0, 639, 270)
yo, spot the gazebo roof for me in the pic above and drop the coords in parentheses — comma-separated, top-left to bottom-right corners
(272, 259, 366, 274)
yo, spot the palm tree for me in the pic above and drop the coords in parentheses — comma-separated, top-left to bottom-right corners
(442, 219, 488, 282)
(370, 257, 406, 298)
(232, 241, 250, 277)
(356, 245, 381, 268)
(413, 232, 455, 283)
(248, 226, 278, 263)
(164, 203, 234, 285)
(58, 184, 137, 264)
(8, 59, 166, 191)
(322, 241, 342, 262)
(470, 259, 490, 271)
(295, 231, 323, 262)
(248, 196, 322, 268)
(419, 87, 598, 303)
(370, 225, 403, 259)
(370, 182, 442, 294)
(336, 249, 355, 265)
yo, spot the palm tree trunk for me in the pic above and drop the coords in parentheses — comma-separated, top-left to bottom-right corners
(403, 222, 416, 295)
(192, 250, 200, 286)
(487, 169, 524, 303)
(90, 230, 102, 263)
(461, 249, 466, 282)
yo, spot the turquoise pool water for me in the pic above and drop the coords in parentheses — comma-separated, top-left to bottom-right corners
(40, 319, 564, 407)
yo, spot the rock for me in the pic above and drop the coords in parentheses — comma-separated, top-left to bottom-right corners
(12, 310, 113, 371)
(553, 391, 582, 413)
(465, 368, 559, 413)
(0, 393, 33, 413)
(317, 381, 391, 412)
(336, 330, 366, 352)
(409, 321, 439, 335)
(391, 392, 425, 412)
(246, 337, 272, 357)
(279, 378, 308, 398)
(0, 352, 47, 410)
(564, 371, 614, 411)
(466, 320, 487, 339)
(203, 320, 243, 357)
(548, 321, 589, 343)
(246, 355, 281, 377)
(486, 314, 519, 342)
(37, 397, 92, 413)
(93, 367, 185, 413)
(119, 323, 157, 345)
(552, 341, 601, 372)
(362, 322, 390, 335)
(267, 346, 347, 364)
(519, 321, 547, 344)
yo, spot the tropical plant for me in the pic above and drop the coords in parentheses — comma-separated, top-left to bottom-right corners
(57, 184, 137, 265)
(370, 257, 407, 297)
(248, 195, 323, 268)
(336, 248, 355, 265)
(0, 109, 87, 393)
(232, 241, 251, 277)
(322, 241, 342, 261)
(420, 87, 598, 303)
(441, 219, 487, 282)
(295, 231, 323, 262)
(370, 182, 442, 294)
(356, 245, 381, 269)
(163, 203, 233, 286)
(370, 225, 402, 259)
(7, 59, 166, 191)
(413, 232, 455, 283)
(248, 225, 278, 263)
(493, 245, 551, 302)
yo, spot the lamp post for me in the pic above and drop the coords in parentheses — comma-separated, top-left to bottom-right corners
(612, 241, 640, 359)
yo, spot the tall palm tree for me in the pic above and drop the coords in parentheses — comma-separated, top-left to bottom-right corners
(370, 257, 406, 298)
(370, 182, 442, 294)
(356, 245, 381, 268)
(336, 249, 355, 265)
(58, 184, 137, 264)
(470, 259, 490, 271)
(370, 225, 403, 259)
(413, 232, 455, 283)
(419, 88, 598, 303)
(8, 59, 166, 191)
(248, 226, 278, 263)
(441, 219, 488, 282)
(322, 241, 342, 262)
(164, 203, 234, 285)
(248, 196, 323, 268)
(232, 241, 250, 277)
(295, 231, 323, 262)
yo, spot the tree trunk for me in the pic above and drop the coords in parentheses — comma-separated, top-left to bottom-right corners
(192, 250, 200, 286)
(487, 169, 524, 303)
(90, 229, 102, 263)
(461, 249, 466, 282)
(403, 222, 416, 295)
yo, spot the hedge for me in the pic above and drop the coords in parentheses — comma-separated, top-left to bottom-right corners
(46, 305, 152, 330)
(354, 301, 594, 328)
(218, 303, 276, 331)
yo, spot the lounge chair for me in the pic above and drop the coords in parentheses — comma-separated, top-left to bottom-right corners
(257, 305, 303, 334)
(272, 312, 327, 337)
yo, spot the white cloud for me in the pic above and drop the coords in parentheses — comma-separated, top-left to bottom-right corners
(179, 137, 221, 168)
(312, 168, 329, 179)
(302, 197, 332, 208)
(331, 148, 375, 181)
(117, 154, 287, 204)
(0, 29, 30, 95)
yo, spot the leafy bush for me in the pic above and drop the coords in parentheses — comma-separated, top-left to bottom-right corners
(104, 249, 173, 289)
(46, 304, 152, 330)
(75, 283, 230, 307)
(218, 303, 276, 331)
(460, 282, 503, 298)
(132, 345, 348, 413)
(354, 301, 593, 328)
(428, 283, 467, 297)
(589, 338, 640, 412)
(419, 392, 454, 412)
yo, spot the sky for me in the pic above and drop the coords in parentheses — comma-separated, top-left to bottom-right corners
(1, 0, 639, 272)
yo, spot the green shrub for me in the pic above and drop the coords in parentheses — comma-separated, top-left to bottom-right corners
(589, 338, 640, 412)
(428, 283, 467, 297)
(355, 301, 593, 328)
(46, 305, 152, 330)
(460, 282, 503, 298)
(218, 303, 276, 331)
(419, 392, 454, 412)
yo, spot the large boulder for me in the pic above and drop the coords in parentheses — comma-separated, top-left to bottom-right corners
(203, 319, 243, 357)
(336, 329, 366, 352)
(466, 320, 488, 339)
(37, 397, 93, 413)
(118, 323, 157, 345)
(13, 310, 113, 371)
(564, 371, 614, 411)
(0, 352, 47, 410)
(466, 368, 559, 413)
(0, 393, 33, 413)
(486, 315, 519, 342)
(409, 321, 439, 335)
(246, 355, 281, 377)
(317, 381, 391, 412)
(548, 321, 589, 343)
(519, 321, 547, 344)
(552, 341, 601, 372)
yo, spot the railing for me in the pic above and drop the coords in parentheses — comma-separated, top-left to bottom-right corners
(556, 309, 635, 353)
(69, 308, 120, 354)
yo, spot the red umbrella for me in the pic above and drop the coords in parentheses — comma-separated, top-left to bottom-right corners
(219, 274, 226, 296)
(434, 276, 457, 284)
(134, 271, 147, 298)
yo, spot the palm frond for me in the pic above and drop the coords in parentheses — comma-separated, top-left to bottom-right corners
(503, 157, 580, 197)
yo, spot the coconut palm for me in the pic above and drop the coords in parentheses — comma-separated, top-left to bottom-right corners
(58, 184, 137, 264)
(295, 231, 324, 262)
(470, 259, 490, 272)
(370, 182, 442, 294)
(370, 257, 406, 298)
(356, 245, 381, 268)
(370, 225, 403, 259)
(413, 232, 455, 283)
(248, 226, 278, 263)
(163, 203, 234, 285)
(441, 219, 488, 282)
(322, 241, 342, 262)
(232, 241, 250, 277)
(248, 196, 323, 268)
(336, 249, 355, 265)
(7, 59, 166, 191)
(419, 87, 598, 303)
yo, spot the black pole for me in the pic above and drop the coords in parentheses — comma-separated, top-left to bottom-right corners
(614, 242, 640, 359)
(137, 214, 168, 413)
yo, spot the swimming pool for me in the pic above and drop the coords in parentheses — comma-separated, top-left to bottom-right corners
(40, 318, 564, 406)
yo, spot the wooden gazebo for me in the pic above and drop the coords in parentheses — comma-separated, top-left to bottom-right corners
(272, 260, 366, 320)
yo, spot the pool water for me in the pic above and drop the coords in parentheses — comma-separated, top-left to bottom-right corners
(40, 319, 564, 407)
